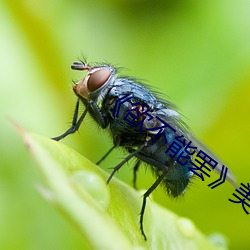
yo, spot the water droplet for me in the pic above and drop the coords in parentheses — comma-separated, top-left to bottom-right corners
(177, 217, 196, 238)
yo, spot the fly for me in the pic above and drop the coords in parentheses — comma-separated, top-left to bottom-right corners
(52, 60, 237, 240)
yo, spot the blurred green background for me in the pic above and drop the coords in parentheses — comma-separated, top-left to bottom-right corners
(0, 0, 250, 249)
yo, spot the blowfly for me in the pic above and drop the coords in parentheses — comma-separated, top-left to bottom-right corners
(52, 60, 237, 240)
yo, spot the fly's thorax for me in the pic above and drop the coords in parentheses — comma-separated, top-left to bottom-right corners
(73, 64, 117, 103)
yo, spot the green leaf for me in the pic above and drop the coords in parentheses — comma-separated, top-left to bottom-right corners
(19, 128, 227, 250)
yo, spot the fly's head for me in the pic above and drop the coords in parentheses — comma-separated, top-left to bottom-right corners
(72, 61, 116, 101)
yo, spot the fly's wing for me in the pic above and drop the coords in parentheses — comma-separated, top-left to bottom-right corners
(143, 108, 238, 188)
(143, 108, 184, 133)
(190, 136, 238, 188)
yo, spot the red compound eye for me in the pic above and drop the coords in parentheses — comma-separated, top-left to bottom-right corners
(87, 68, 111, 92)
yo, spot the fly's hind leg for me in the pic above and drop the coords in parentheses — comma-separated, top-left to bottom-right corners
(133, 160, 141, 189)
(140, 172, 166, 240)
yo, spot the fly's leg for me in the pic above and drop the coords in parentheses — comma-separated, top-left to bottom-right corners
(125, 148, 142, 189)
(100, 147, 141, 188)
(96, 145, 116, 165)
(89, 100, 107, 129)
(140, 172, 166, 240)
(52, 99, 88, 141)
(133, 160, 141, 189)
(52, 99, 108, 141)
(107, 143, 147, 184)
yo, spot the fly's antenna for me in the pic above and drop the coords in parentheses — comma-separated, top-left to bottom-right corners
(71, 61, 89, 71)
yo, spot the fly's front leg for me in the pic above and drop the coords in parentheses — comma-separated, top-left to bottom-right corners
(52, 99, 89, 141)
(89, 100, 107, 129)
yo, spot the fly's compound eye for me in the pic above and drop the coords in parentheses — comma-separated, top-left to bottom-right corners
(87, 68, 111, 92)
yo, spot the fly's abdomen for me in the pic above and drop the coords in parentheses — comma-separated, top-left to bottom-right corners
(137, 128, 194, 197)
